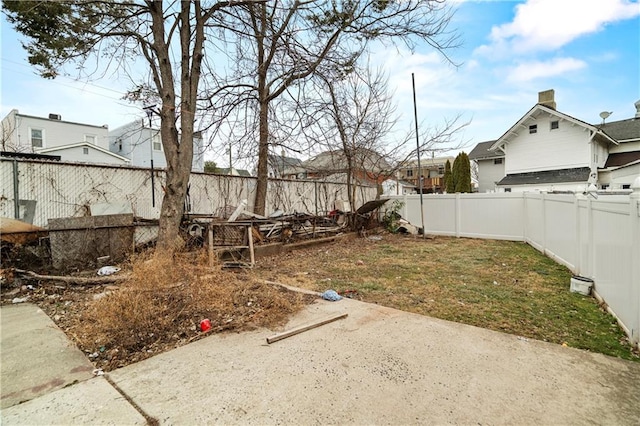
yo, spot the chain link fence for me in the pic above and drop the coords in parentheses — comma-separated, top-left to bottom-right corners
(1, 158, 378, 228)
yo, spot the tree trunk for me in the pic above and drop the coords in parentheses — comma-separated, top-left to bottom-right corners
(254, 98, 269, 216)
(253, 3, 269, 217)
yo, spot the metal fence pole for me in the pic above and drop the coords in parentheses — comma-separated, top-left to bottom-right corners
(12, 159, 19, 219)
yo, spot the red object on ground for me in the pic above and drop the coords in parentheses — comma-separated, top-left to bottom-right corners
(200, 319, 211, 332)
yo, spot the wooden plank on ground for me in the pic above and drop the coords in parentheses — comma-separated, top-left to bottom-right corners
(266, 313, 348, 344)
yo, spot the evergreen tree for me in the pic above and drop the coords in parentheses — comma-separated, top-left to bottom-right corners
(453, 152, 471, 193)
(444, 159, 454, 193)
(204, 161, 218, 173)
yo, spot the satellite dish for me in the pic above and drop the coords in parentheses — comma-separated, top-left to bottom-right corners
(599, 111, 612, 125)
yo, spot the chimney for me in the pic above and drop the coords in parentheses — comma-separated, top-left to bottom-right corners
(537, 89, 556, 110)
(48, 113, 62, 120)
(635, 100, 640, 118)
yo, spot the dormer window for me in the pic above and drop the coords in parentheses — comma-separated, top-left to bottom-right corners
(529, 125, 537, 134)
(550, 120, 559, 130)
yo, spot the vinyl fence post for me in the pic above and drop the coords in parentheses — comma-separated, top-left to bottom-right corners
(629, 177, 640, 349)
(455, 193, 461, 238)
(574, 192, 583, 276)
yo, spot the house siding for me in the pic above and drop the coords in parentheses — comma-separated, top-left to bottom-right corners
(2, 110, 109, 152)
(477, 160, 505, 192)
(505, 116, 590, 174)
(109, 120, 204, 172)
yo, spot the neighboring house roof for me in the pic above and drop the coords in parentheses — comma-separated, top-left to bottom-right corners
(268, 154, 302, 170)
(302, 149, 392, 174)
(403, 156, 455, 167)
(0, 151, 61, 161)
(603, 151, 640, 168)
(217, 167, 251, 177)
(490, 104, 618, 151)
(497, 167, 590, 186)
(468, 140, 501, 160)
(12, 111, 109, 130)
(598, 117, 640, 142)
(39, 142, 130, 163)
(321, 172, 376, 187)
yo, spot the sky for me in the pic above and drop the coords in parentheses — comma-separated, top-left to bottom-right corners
(1, 0, 639, 168)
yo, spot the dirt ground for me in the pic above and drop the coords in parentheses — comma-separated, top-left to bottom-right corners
(1, 251, 316, 371)
(2, 231, 636, 371)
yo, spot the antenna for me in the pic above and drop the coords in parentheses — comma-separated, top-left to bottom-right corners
(599, 111, 612, 124)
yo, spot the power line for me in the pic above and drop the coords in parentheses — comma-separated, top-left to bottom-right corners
(1, 58, 132, 101)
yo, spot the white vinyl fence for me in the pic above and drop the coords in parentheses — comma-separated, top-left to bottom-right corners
(0, 158, 377, 227)
(385, 185, 640, 348)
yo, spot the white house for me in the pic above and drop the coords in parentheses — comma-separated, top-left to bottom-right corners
(470, 90, 640, 193)
(108, 120, 204, 172)
(1, 109, 129, 165)
(381, 178, 417, 196)
(468, 140, 504, 193)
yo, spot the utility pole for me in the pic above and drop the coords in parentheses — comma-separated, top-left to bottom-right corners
(412, 73, 426, 239)
(143, 105, 156, 207)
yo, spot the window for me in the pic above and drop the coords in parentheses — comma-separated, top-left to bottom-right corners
(622, 184, 631, 189)
(85, 135, 96, 144)
(529, 124, 537, 134)
(438, 166, 445, 175)
(494, 158, 503, 165)
(601, 184, 609, 190)
(152, 134, 162, 151)
(30, 128, 43, 147)
(406, 169, 413, 177)
(504, 188, 511, 193)
(83, 147, 89, 155)
(550, 120, 559, 130)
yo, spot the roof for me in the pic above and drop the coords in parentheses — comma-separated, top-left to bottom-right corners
(604, 151, 640, 168)
(497, 167, 591, 186)
(217, 167, 251, 177)
(468, 140, 501, 160)
(12, 111, 109, 130)
(490, 104, 617, 151)
(1, 151, 61, 161)
(403, 156, 455, 168)
(268, 154, 302, 170)
(302, 149, 392, 174)
(597, 117, 640, 142)
(39, 142, 130, 162)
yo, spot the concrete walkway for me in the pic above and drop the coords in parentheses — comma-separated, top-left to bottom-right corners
(2, 299, 639, 425)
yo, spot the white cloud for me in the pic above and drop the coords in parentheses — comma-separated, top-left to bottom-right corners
(481, 0, 639, 55)
(507, 57, 587, 82)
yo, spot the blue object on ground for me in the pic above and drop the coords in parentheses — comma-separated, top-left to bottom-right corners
(321, 290, 342, 301)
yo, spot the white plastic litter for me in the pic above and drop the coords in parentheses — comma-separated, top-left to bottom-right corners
(321, 290, 342, 301)
(97, 266, 121, 276)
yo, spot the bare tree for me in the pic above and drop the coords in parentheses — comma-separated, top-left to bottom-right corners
(301, 62, 469, 209)
(205, 0, 459, 215)
(299, 65, 398, 211)
(2, 0, 256, 251)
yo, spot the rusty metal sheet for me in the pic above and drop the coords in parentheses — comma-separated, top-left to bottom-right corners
(0, 218, 47, 245)
(356, 199, 389, 215)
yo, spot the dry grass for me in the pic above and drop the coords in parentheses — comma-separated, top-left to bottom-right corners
(67, 251, 314, 371)
(248, 233, 639, 361)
